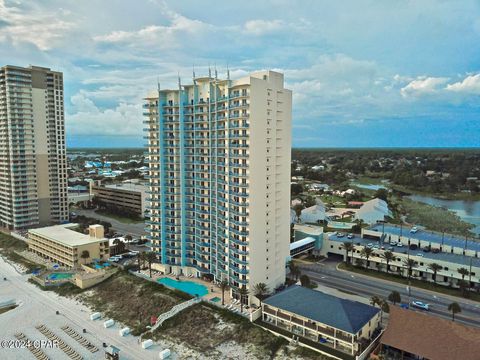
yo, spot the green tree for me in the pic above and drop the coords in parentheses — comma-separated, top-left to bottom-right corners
(300, 274, 311, 288)
(381, 251, 394, 273)
(252, 283, 269, 305)
(457, 267, 469, 280)
(80, 250, 90, 265)
(428, 263, 443, 284)
(403, 258, 416, 280)
(370, 295, 382, 307)
(293, 204, 303, 223)
(360, 247, 374, 269)
(219, 279, 229, 306)
(374, 188, 388, 202)
(342, 242, 354, 264)
(144, 252, 157, 278)
(287, 260, 301, 281)
(448, 302, 461, 321)
(238, 287, 249, 313)
(388, 291, 401, 305)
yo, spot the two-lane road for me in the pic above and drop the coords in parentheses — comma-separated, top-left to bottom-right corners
(298, 261, 480, 328)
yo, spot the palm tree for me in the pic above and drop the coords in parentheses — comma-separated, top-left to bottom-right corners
(360, 247, 374, 269)
(403, 258, 416, 280)
(144, 252, 157, 278)
(388, 290, 401, 305)
(219, 279, 229, 305)
(342, 242, 354, 264)
(137, 252, 145, 272)
(287, 260, 301, 281)
(293, 204, 303, 223)
(300, 274, 311, 287)
(113, 238, 125, 254)
(80, 250, 90, 265)
(457, 267, 469, 280)
(252, 283, 269, 305)
(370, 295, 382, 307)
(428, 263, 443, 284)
(448, 302, 461, 321)
(381, 251, 394, 273)
(238, 287, 249, 313)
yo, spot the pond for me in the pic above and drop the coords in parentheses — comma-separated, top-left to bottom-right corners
(406, 194, 480, 235)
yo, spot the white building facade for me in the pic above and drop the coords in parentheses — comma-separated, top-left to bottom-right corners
(143, 70, 292, 301)
(0, 65, 68, 230)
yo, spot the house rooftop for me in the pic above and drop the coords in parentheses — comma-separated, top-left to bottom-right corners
(263, 285, 379, 334)
(381, 306, 480, 360)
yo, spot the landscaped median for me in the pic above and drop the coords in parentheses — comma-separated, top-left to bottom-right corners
(338, 262, 480, 302)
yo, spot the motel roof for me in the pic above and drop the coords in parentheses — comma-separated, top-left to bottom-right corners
(381, 306, 480, 360)
(29, 224, 106, 247)
(263, 285, 379, 334)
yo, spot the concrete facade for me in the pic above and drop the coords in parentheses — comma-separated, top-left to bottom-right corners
(0, 65, 68, 230)
(144, 70, 291, 301)
(28, 224, 110, 268)
(91, 181, 147, 216)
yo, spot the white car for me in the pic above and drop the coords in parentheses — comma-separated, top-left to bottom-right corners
(108, 256, 120, 262)
(416, 253, 424, 257)
(396, 242, 403, 247)
(411, 301, 430, 311)
(410, 226, 419, 233)
(347, 233, 354, 239)
(367, 243, 374, 248)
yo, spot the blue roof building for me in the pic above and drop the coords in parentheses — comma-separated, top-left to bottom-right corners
(262, 285, 381, 357)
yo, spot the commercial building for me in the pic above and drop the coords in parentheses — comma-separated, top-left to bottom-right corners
(378, 306, 480, 360)
(261, 285, 381, 358)
(323, 224, 480, 287)
(90, 181, 147, 217)
(0, 65, 68, 229)
(143, 70, 291, 301)
(28, 224, 109, 268)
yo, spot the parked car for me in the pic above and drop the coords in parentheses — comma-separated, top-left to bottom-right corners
(400, 303, 409, 309)
(409, 244, 418, 250)
(410, 226, 419, 233)
(432, 248, 440, 254)
(367, 243, 374, 248)
(336, 232, 345, 238)
(347, 233, 354, 239)
(411, 301, 430, 311)
(396, 242, 404, 247)
(416, 253, 424, 257)
(108, 257, 120, 262)
(423, 246, 431, 253)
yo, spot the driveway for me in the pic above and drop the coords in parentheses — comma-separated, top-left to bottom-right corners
(75, 209, 146, 237)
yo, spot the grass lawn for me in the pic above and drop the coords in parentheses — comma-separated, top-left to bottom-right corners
(339, 262, 480, 302)
(400, 197, 475, 237)
(78, 271, 189, 335)
(153, 302, 294, 358)
(94, 209, 144, 224)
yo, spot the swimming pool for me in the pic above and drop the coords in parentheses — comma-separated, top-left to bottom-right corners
(47, 272, 73, 280)
(157, 278, 208, 297)
(328, 221, 354, 229)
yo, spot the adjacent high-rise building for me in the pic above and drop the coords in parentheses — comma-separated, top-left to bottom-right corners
(0, 65, 68, 230)
(144, 70, 291, 302)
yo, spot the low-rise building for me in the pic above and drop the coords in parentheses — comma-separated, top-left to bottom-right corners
(378, 306, 480, 360)
(262, 285, 381, 358)
(300, 202, 326, 224)
(354, 198, 391, 224)
(323, 224, 480, 287)
(28, 224, 109, 268)
(90, 181, 147, 217)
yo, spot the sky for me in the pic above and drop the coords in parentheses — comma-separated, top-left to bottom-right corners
(1, 0, 480, 148)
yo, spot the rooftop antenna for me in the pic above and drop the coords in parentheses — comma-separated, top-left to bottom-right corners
(227, 63, 230, 81)
(157, 76, 160, 92)
(208, 66, 211, 79)
(192, 65, 196, 80)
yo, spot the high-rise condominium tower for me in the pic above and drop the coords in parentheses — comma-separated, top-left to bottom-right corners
(0, 65, 68, 230)
(144, 70, 291, 302)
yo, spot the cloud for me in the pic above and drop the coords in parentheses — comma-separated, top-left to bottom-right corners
(446, 73, 480, 94)
(0, 1, 75, 50)
(400, 76, 449, 97)
(67, 92, 142, 136)
(244, 19, 284, 35)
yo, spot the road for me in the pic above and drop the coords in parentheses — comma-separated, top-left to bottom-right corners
(299, 260, 480, 328)
(75, 209, 146, 237)
(0, 256, 162, 360)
